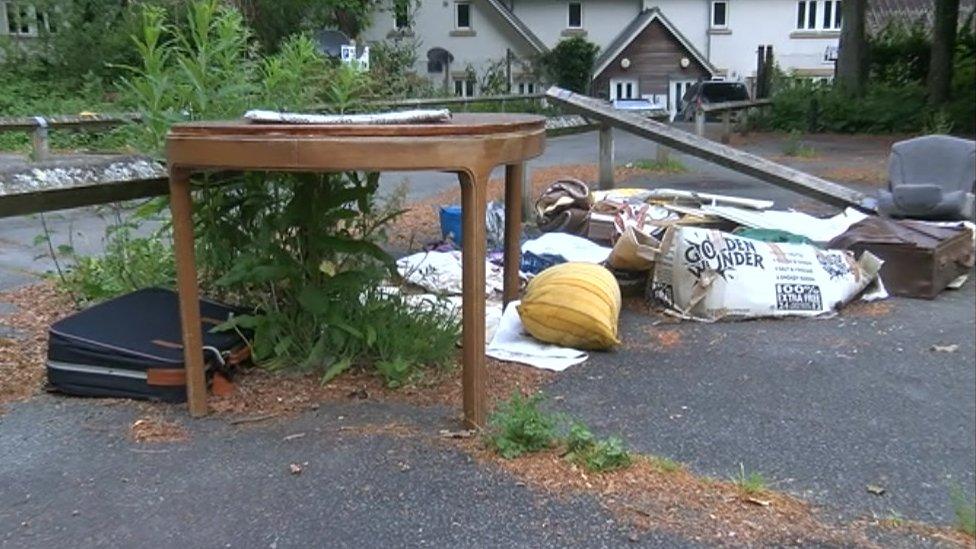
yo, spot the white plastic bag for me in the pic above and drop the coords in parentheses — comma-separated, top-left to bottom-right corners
(649, 226, 883, 321)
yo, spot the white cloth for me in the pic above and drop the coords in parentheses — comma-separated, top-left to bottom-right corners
(486, 302, 588, 371)
(521, 232, 612, 264)
(396, 251, 503, 295)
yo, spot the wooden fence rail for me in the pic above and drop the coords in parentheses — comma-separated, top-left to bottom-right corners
(546, 86, 868, 209)
(693, 98, 773, 143)
(0, 113, 142, 161)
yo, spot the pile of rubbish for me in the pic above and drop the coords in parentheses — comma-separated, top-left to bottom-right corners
(394, 177, 974, 371)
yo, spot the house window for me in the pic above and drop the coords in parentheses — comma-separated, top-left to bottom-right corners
(796, 0, 818, 30)
(797, 1, 840, 31)
(393, 0, 410, 29)
(567, 2, 582, 29)
(710, 1, 728, 28)
(5, 2, 36, 35)
(455, 2, 471, 29)
(823, 0, 842, 29)
(453, 78, 476, 97)
(610, 78, 637, 101)
(517, 81, 536, 95)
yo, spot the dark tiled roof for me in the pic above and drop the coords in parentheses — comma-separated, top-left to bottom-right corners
(868, 0, 976, 30)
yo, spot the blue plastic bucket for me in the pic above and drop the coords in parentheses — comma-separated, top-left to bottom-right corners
(439, 205, 463, 244)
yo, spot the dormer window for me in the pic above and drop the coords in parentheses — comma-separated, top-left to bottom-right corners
(567, 2, 582, 29)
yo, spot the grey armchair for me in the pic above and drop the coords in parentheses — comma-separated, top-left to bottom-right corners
(877, 135, 975, 221)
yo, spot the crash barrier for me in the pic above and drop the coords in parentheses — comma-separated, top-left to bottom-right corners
(0, 113, 142, 161)
(545, 86, 869, 209)
(696, 98, 773, 144)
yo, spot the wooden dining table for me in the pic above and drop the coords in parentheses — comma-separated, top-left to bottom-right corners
(165, 113, 546, 427)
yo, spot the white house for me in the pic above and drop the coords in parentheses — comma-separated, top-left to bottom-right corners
(361, 0, 846, 112)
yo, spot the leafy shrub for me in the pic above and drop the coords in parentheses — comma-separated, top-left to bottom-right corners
(757, 19, 976, 135)
(565, 422, 632, 473)
(487, 392, 558, 459)
(540, 36, 600, 94)
(48, 0, 460, 386)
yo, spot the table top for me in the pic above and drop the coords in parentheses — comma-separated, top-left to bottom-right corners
(168, 113, 546, 139)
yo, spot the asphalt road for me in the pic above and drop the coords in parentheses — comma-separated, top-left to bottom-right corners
(0, 399, 690, 548)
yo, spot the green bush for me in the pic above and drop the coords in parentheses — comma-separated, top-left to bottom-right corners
(540, 36, 600, 94)
(487, 392, 558, 459)
(757, 18, 976, 135)
(565, 422, 632, 473)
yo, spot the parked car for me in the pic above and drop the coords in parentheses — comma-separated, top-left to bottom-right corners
(677, 81, 751, 121)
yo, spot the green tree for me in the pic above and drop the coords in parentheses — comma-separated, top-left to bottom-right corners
(836, 0, 868, 96)
(540, 36, 600, 94)
(927, 0, 961, 105)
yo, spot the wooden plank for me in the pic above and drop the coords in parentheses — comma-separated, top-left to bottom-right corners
(701, 98, 772, 113)
(545, 86, 869, 209)
(598, 125, 615, 190)
(0, 113, 141, 131)
(0, 178, 168, 218)
(0, 156, 169, 218)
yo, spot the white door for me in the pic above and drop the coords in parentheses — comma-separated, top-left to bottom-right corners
(669, 79, 696, 117)
(609, 78, 638, 101)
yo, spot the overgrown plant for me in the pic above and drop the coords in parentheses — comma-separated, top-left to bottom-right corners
(487, 392, 558, 459)
(565, 422, 632, 473)
(56, 0, 460, 385)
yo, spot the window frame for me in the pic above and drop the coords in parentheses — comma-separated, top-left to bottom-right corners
(5, 2, 39, 36)
(796, 0, 841, 31)
(454, 2, 471, 30)
(392, 0, 410, 30)
(710, 0, 728, 29)
(567, 1, 583, 29)
(453, 77, 476, 98)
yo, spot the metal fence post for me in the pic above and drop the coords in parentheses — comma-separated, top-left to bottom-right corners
(30, 117, 49, 161)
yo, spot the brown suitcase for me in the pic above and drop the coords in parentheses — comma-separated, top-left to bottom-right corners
(828, 218, 974, 299)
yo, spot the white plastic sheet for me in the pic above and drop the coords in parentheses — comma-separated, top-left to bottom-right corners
(486, 302, 588, 371)
(701, 206, 869, 243)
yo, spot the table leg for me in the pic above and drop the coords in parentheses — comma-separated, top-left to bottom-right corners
(503, 164, 523, 307)
(458, 169, 488, 428)
(168, 169, 208, 417)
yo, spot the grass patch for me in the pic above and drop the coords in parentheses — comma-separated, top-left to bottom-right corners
(731, 463, 768, 495)
(950, 483, 976, 537)
(782, 130, 817, 158)
(565, 422, 632, 473)
(646, 455, 684, 473)
(486, 392, 558, 459)
(630, 157, 688, 173)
